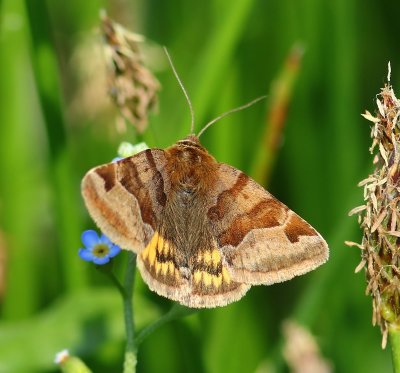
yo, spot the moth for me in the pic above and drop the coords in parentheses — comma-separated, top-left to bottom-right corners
(82, 52, 329, 308)
(82, 130, 329, 308)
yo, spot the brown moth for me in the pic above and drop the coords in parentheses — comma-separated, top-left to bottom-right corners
(82, 132, 329, 308)
(82, 51, 328, 308)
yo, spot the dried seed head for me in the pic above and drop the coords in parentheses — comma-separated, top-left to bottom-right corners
(347, 71, 400, 348)
(100, 11, 160, 133)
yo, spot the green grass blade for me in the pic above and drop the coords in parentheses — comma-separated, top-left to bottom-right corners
(24, 0, 87, 291)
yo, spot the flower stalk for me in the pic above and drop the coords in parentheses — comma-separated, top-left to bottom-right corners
(122, 252, 137, 373)
(390, 326, 400, 373)
(99, 251, 137, 372)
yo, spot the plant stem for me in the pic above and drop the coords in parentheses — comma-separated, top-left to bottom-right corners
(122, 252, 137, 373)
(102, 269, 125, 297)
(135, 304, 197, 347)
(389, 326, 400, 373)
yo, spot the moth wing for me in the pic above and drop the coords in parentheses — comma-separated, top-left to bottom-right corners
(82, 148, 192, 300)
(81, 149, 169, 253)
(208, 163, 329, 285)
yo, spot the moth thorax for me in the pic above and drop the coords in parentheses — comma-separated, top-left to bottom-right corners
(166, 142, 217, 197)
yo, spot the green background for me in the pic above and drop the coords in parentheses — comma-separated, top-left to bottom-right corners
(0, 0, 398, 372)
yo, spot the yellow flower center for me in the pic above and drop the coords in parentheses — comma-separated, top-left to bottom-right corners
(93, 243, 110, 258)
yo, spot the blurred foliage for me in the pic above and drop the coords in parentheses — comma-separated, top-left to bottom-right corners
(0, 0, 399, 372)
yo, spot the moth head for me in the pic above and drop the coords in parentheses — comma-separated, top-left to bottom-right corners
(178, 135, 201, 146)
(171, 136, 211, 163)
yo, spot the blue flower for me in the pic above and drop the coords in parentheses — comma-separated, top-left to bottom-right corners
(112, 157, 123, 163)
(78, 230, 121, 265)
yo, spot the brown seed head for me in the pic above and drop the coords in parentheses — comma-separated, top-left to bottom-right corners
(100, 12, 160, 133)
(348, 74, 400, 348)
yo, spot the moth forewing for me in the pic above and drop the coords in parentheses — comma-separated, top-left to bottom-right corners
(205, 162, 329, 286)
(81, 163, 145, 253)
(81, 148, 168, 253)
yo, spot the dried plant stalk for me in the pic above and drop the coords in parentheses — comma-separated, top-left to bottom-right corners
(100, 11, 160, 133)
(348, 68, 400, 348)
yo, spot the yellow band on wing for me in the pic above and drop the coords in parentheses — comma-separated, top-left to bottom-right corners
(142, 234, 232, 288)
(141, 232, 180, 280)
(197, 249, 221, 268)
(193, 266, 231, 288)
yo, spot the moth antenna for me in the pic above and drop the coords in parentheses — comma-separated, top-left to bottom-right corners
(197, 95, 267, 138)
(163, 47, 195, 135)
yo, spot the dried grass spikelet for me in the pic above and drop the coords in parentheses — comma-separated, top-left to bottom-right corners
(347, 64, 400, 348)
(100, 11, 160, 133)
